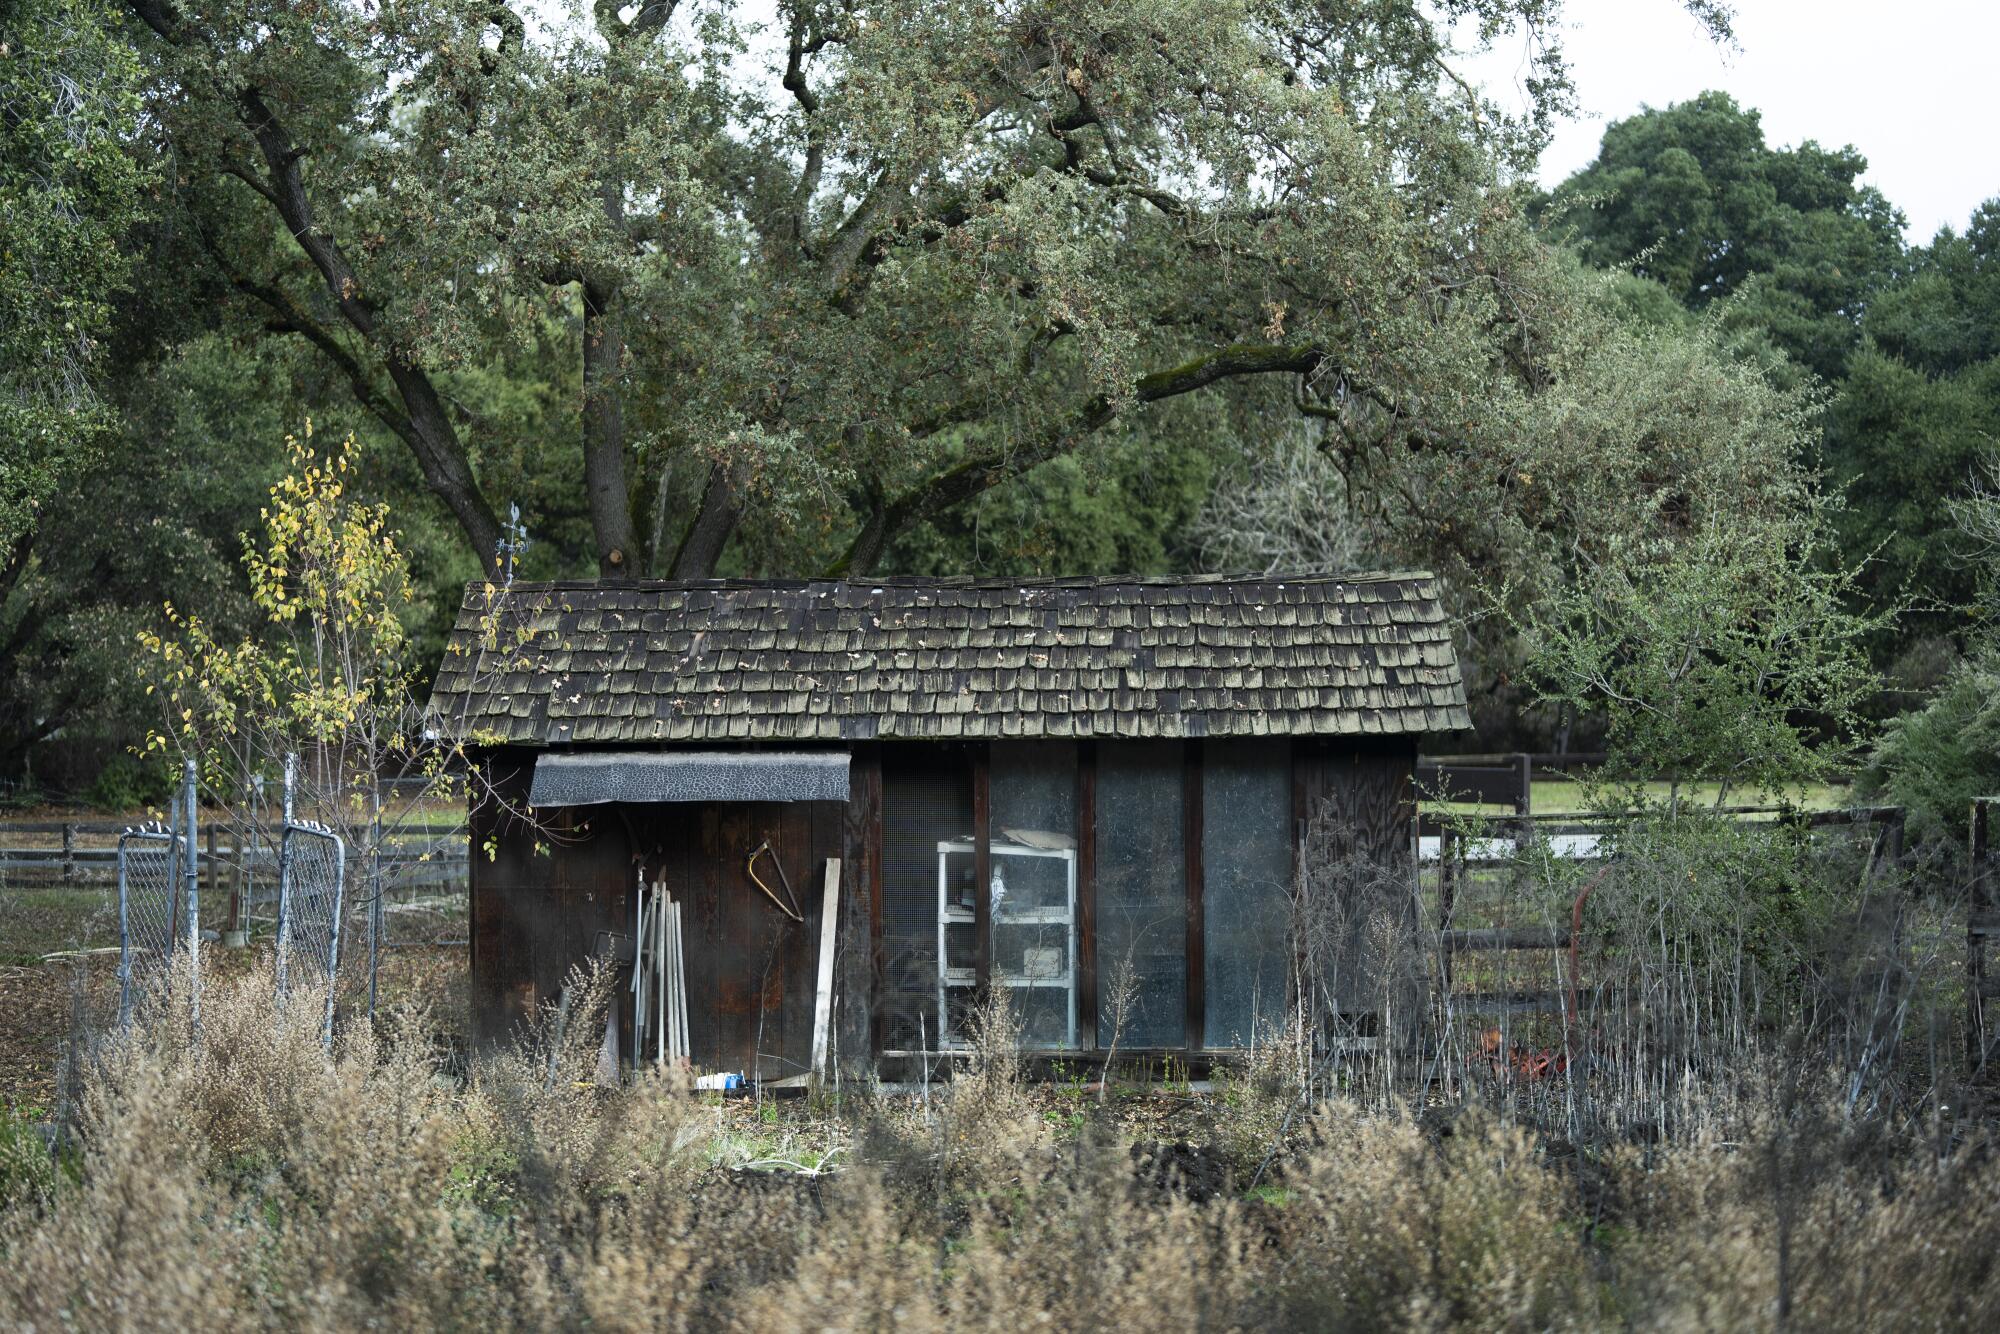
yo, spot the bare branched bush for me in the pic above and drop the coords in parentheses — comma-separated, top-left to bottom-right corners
(861, 985, 1048, 1221)
(5, 852, 1997, 1330)
(1292, 812, 1432, 1105)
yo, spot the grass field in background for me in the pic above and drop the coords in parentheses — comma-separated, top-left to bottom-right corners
(1527, 778, 1851, 815)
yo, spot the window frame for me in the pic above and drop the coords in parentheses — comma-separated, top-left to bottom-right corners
(870, 737, 1305, 1060)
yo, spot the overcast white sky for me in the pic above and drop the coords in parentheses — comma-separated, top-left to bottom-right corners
(1471, 0, 2000, 241)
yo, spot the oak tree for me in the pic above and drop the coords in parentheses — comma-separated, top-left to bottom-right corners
(125, 0, 1795, 600)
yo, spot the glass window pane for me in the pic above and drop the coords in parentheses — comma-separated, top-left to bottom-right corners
(1203, 740, 1293, 1048)
(1095, 742, 1186, 1049)
(882, 753, 971, 1051)
(991, 742, 1078, 1048)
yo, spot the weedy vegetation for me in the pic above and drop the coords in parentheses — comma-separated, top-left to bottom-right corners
(4, 865, 1997, 1334)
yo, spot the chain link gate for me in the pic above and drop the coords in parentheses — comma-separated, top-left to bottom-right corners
(116, 823, 181, 1025)
(117, 759, 201, 1027)
(277, 820, 346, 1043)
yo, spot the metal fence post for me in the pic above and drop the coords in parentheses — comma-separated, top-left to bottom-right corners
(117, 840, 132, 1027)
(183, 758, 201, 1034)
(276, 753, 296, 1000)
(368, 783, 383, 1019)
(324, 831, 347, 1048)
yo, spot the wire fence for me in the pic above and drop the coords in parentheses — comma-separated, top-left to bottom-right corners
(1390, 803, 1969, 1143)
(116, 823, 181, 1025)
(278, 821, 345, 990)
(277, 816, 346, 1044)
(0, 757, 473, 1047)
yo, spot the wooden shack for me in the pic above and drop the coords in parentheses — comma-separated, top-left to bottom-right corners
(425, 573, 1469, 1080)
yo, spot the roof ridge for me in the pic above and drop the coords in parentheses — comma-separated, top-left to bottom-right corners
(467, 569, 1437, 594)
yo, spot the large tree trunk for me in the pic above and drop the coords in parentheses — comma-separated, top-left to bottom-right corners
(832, 505, 889, 577)
(384, 360, 503, 568)
(581, 277, 638, 578)
(670, 462, 745, 578)
(126, 1, 507, 573)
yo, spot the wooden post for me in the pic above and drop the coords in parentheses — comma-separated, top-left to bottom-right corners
(1078, 741, 1098, 1049)
(1439, 825, 1458, 1000)
(1184, 739, 1204, 1052)
(61, 822, 74, 890)
(1971, 799, 1993, 1082)
(972, 747, 991, 994)
(811, 857, 842, 1083)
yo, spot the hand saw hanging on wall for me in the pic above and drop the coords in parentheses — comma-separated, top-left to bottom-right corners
(746, 840, 806, 922)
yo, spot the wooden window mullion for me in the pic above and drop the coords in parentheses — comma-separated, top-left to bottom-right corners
(973, 744, 991, 993)
(1185, 739, 1204, 1052)
(1078, 740, 1097, 1049)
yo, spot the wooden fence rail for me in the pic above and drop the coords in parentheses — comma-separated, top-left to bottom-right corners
(1434, 805, 1912, 1040)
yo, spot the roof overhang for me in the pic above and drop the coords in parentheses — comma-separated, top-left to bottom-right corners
(527, 751, 850, 806)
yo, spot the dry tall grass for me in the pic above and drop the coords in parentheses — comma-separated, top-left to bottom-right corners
(3, 956, 1997, 1331)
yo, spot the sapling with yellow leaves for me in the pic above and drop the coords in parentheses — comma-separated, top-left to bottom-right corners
(138, 424, 519, 960)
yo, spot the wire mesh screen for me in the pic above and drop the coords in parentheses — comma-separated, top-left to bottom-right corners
(118, 825, 183, 1021)
(278, 822, 346, 994)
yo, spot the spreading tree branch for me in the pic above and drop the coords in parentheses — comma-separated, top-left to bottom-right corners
(126, 0, 504, 569)
(832, 341, 1325, 574)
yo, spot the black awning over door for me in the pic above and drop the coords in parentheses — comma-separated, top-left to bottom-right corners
(527, 751, 850, 806)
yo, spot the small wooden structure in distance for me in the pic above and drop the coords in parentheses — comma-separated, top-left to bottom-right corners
(426, 573, 1470, 1080)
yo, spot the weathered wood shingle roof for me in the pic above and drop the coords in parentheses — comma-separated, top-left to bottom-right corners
(427, 573, 1469, 744)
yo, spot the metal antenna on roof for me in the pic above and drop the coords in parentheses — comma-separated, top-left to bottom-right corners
(496, 502, 532, 586)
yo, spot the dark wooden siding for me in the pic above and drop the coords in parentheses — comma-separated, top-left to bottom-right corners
(1293, 737, 1420, 1028)
(647, 799, 842, 1080)
(469, 747, 636, 1047)
(469, 747, 844, 1077)
(1295, 737, 1417, 862)
(468, 737, 1423, 1073)
(842, 743, 882, 1070)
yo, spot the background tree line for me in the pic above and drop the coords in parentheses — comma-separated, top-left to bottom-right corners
(1, 0, 1991, 833)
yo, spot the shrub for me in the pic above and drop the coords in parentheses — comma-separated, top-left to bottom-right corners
(4, 965, 1997, 1330)
(83, 753, 172, 812)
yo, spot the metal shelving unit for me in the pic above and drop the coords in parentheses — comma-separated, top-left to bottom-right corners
(936, 837, 1078, 1049)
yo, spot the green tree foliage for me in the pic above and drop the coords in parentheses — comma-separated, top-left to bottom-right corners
(1865, 650, 2000, 845)
(1824, 203, 2000, 654)
(1549, 91, 1904, 382)
(0, 0, 150, 559)
(1863, 452, 2000, 843)
(0, 334, 290, 781)
(1519, 514, 1880, 808)
(121, 0, 1766, 603)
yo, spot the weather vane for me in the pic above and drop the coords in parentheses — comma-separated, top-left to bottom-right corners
(496, 502, 532, 586)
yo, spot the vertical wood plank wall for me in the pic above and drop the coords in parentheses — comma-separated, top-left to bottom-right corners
(470, 736, 1421, 1067)
(1294, 737, 1419, 863)
(1183, 739, 1205, 1050)
(470, 746, 845, 1076)
(1077, 740, 1098, 1046)
(469, 747, 635, 1048)
(843, 743, 883, 1073)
